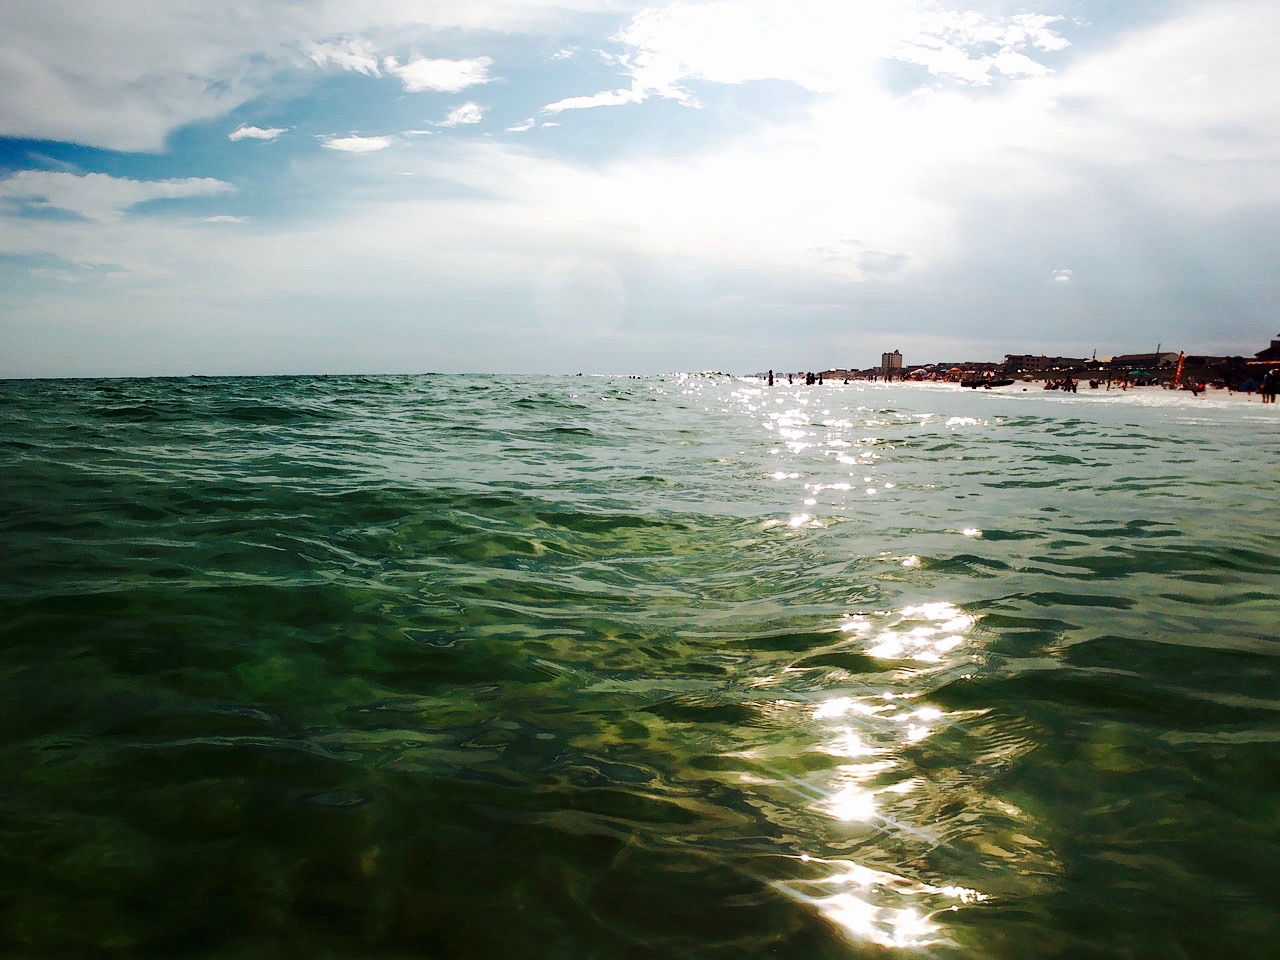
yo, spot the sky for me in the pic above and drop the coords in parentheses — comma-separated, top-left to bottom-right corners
(2, 0, 1278, 377)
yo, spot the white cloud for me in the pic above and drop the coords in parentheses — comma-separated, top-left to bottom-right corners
(544, 86, 645, 113)
(1053, 269, 1073, 283)
(205, 215, 249, 223)
(0, 171, 233, 221)
(506, 117, 536, 133)
(384, 56, 494, 93)
(308, 38, 381, 76)
(26, 152, 80, 173)
(550, 0, 1073, 115)
(321, 135, 394, 152)
(373, 2, 1280, 292)
(0, 3, 288, 151)
(27, 267, 83, 282)
(436, 103, 485, 128)
(228, 124, 287, 142)
(0, 1, 619, 151)
(890, 9, 1072, 85)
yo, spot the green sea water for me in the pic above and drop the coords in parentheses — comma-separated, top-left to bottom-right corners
(1, 373, 1278, 959)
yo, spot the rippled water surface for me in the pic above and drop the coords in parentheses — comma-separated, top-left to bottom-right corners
(2, 374, 1279, 959)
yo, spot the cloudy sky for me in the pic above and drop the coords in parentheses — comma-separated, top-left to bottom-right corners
(2, 0, 1278, 376)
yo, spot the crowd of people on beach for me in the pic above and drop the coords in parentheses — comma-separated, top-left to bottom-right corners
(1233, 367, 1280, 401)
(766, 371, 846, 386)
(760, 366, 1280, 401)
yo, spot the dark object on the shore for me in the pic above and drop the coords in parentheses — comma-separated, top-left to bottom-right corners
(962, 377, 1014, 389)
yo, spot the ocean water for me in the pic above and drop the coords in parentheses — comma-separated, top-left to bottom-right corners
(1, 373, 1278, 960)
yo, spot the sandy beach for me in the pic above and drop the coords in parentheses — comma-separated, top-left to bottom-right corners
(881, 379, 1280, 409)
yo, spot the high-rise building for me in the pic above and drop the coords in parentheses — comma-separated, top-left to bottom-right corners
(881, 350, 903, 380)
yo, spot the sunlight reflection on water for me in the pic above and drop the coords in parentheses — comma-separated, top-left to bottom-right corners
(847, 601, 977, 664)
(736, 599, 999, 950)
(774, 853, 988, 949)
(711, 381, 1191, 950)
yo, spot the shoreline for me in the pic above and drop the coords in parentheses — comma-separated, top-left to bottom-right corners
(755, 377, 1280, 408)
(942, 380, 1274, 405)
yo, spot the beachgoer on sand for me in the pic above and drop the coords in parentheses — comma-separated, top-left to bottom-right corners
(1263, 368, 1280, 403)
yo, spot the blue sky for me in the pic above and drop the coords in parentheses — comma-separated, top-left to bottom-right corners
(2, 0, 1277, 376)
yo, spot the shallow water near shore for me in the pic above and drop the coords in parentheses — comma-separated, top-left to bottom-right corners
(2, 373, 1279, 959)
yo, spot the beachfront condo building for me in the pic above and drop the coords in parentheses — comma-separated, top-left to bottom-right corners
(881, 350, 903, 380)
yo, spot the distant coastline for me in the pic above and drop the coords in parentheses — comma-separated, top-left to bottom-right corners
(754, 333, 1280, 392)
